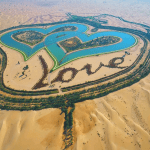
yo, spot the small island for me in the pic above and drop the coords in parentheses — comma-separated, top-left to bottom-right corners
(51, 26, 77, 33)
(12, 31, 44, 46)
(56, 34, 66, 38)
(91, 27, 99, 32)
(59, 36, 121, 53)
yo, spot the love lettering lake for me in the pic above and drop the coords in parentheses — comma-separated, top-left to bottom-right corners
(0, 23, 136, 71)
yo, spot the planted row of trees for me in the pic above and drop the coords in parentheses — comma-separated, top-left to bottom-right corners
(51, 26, 77, 33)
(62, 103, 75, 148)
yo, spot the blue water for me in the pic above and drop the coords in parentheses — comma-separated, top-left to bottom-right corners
(0, 23, 136, 65)
(60, 31, 136, 64)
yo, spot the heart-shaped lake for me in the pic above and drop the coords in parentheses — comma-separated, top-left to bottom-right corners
(0, 23, 137, 71)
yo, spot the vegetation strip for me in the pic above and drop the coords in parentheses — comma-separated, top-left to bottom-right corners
(59, 36, 121, 53)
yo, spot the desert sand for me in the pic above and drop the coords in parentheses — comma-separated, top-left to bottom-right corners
(2, 46, 54, 91)
(0, 108, 65, 150)
(0, 73, 150, 150)
(72, 74, 150, 150)
(0, 0, 150, 150)
(0, 0, 150, 31)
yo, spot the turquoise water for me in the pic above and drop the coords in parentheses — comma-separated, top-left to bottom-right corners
(47, 44, 66, 62)
(0, 23, 136, 65)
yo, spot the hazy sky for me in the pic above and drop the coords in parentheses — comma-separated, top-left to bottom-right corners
(0, 0, 150, 29)
(0, 0, 150, 3)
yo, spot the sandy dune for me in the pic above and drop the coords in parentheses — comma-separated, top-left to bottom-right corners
(70, 73, 150, 150)
(0, 108, 65, 150)
(99, 16, 147, 33)
(0, 0, 150, 31)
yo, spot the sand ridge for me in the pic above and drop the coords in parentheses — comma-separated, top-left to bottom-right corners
(0, 108, 65, 150)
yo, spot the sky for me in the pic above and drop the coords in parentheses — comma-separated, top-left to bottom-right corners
(0, 0, 150, 4)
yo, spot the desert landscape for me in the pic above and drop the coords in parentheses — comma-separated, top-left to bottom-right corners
(0, 0, 150, 150)
(0, 76, 150, 150)
(1, 29, 143, 91)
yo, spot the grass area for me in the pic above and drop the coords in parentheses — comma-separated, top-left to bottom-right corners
(59, 36, 121, 53)
(91, 27, 99, 32)
(51, 26, 77, 33)
(12, 31, 44, 46)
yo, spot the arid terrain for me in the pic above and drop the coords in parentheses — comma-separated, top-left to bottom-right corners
(0, 0, 150, 150)
(0, 75, 150, 150)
